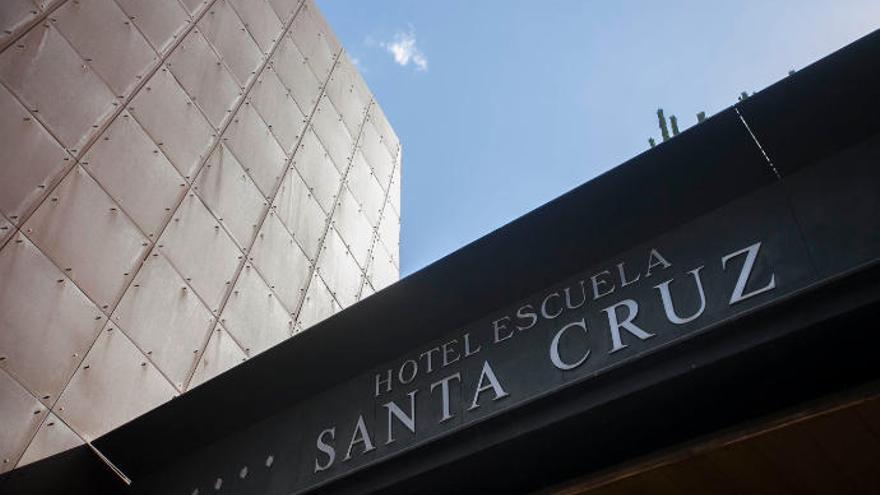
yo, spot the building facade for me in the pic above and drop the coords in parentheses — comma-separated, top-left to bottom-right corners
(0, 0, 400, 472)
(2, 25, 878, 495)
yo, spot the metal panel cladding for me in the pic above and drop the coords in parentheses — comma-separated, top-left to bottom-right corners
(0, 0, 400, 472)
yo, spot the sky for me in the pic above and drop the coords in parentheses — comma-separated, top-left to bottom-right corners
(317, 1, 880, 276)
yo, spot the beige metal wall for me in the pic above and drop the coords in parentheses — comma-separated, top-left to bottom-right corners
(0, 0, 400, 472)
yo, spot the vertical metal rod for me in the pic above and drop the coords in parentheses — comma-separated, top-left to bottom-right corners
(735, 106, 781, 180)
(86, 441, 131, 486)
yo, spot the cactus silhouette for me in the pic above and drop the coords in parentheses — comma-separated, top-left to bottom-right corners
(648, 109, 707, 149)
(657, 109, 671, 142)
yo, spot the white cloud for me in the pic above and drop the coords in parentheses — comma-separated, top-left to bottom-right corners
(350, 56, 366, 73)
(382, 28, 428, 72)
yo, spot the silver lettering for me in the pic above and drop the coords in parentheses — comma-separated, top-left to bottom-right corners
(343, 415, 375, 461)
(430, 373, 461, 422)
(515, 304, 538, 330)
(549, 319, 591, 370)
(602, 299, 655, 353)
(468, 361, 509, 411)
(314, 427, 336, 472)
(654, 266, 707, 325)
(493, 316, 514, 343)
(646, 248, 672, 277)
(383, 391, 417, 444)
(590, 270, 615, 299)
(722, 241, 777, 305)
(541, 292, 564, 319)
(374, 369, 392, 397)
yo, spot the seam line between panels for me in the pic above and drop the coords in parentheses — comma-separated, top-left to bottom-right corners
(0, 0, 71, 53)
(7, 0, 230, 462)
(0, 211, 14, 251)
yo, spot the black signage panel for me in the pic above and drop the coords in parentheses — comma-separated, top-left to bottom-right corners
(133, 170, 853, 494)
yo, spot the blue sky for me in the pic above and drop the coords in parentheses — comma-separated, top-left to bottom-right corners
(317, 1, 880, 276)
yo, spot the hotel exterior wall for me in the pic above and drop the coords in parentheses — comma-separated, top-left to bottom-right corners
(0, 0, 400, 472)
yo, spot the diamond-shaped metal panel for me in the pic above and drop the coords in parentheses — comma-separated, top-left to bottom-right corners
(378, 207, 400, 268)
(158, 193, 241, 312)
(221, 264, 292, 357)
(302, 0, 340, 55)
(360, 119, 394, 191)
(83, 112, 185, 238)
(251, 67, 306, 155)
(346, 150, 384, 227)
(129, 67, 214, 179)
(15, 413, 83, 469)
(272, 34, 321, 115)
(369, 99, 400, 159)
(250, 212, 310, 312)
(0, 215, 13, 247)
(198, 0, 263, 87)
(325, 53, 369, 137)
(52, 0, 159, 99)
(0, 24, 116, 152)
(311, 96, 353, 175)
(223, 103, 288, 196)
(228, 0, 284, 55)
(54, 323, 176, 441)
(292, 127, 340, 213)
(194, 144, 267, 247)
(334, 188, 373, 269)
(369, 241, 398, 292)
(316, 227, 361, 308)
(0, 369, 47, 473)
(178, 0, 210, 17)
(0, 83, 69, 225)
(389, 162, 401, 217)
(290, 0, 335, 81)
(24, 166, 150, 312)
(0, 234, 104, 405)
(167, 29, 242, 129)
(188, 323, 246, 390)
(114, 0, 190, 55)
(273, 166, 326, 259)
(360, 278, 376, 300)
(296, 271, 338, 332)
(112, 251, 214, 390)
(268, 0, 300, 24)
(0, 1, 40, 48)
